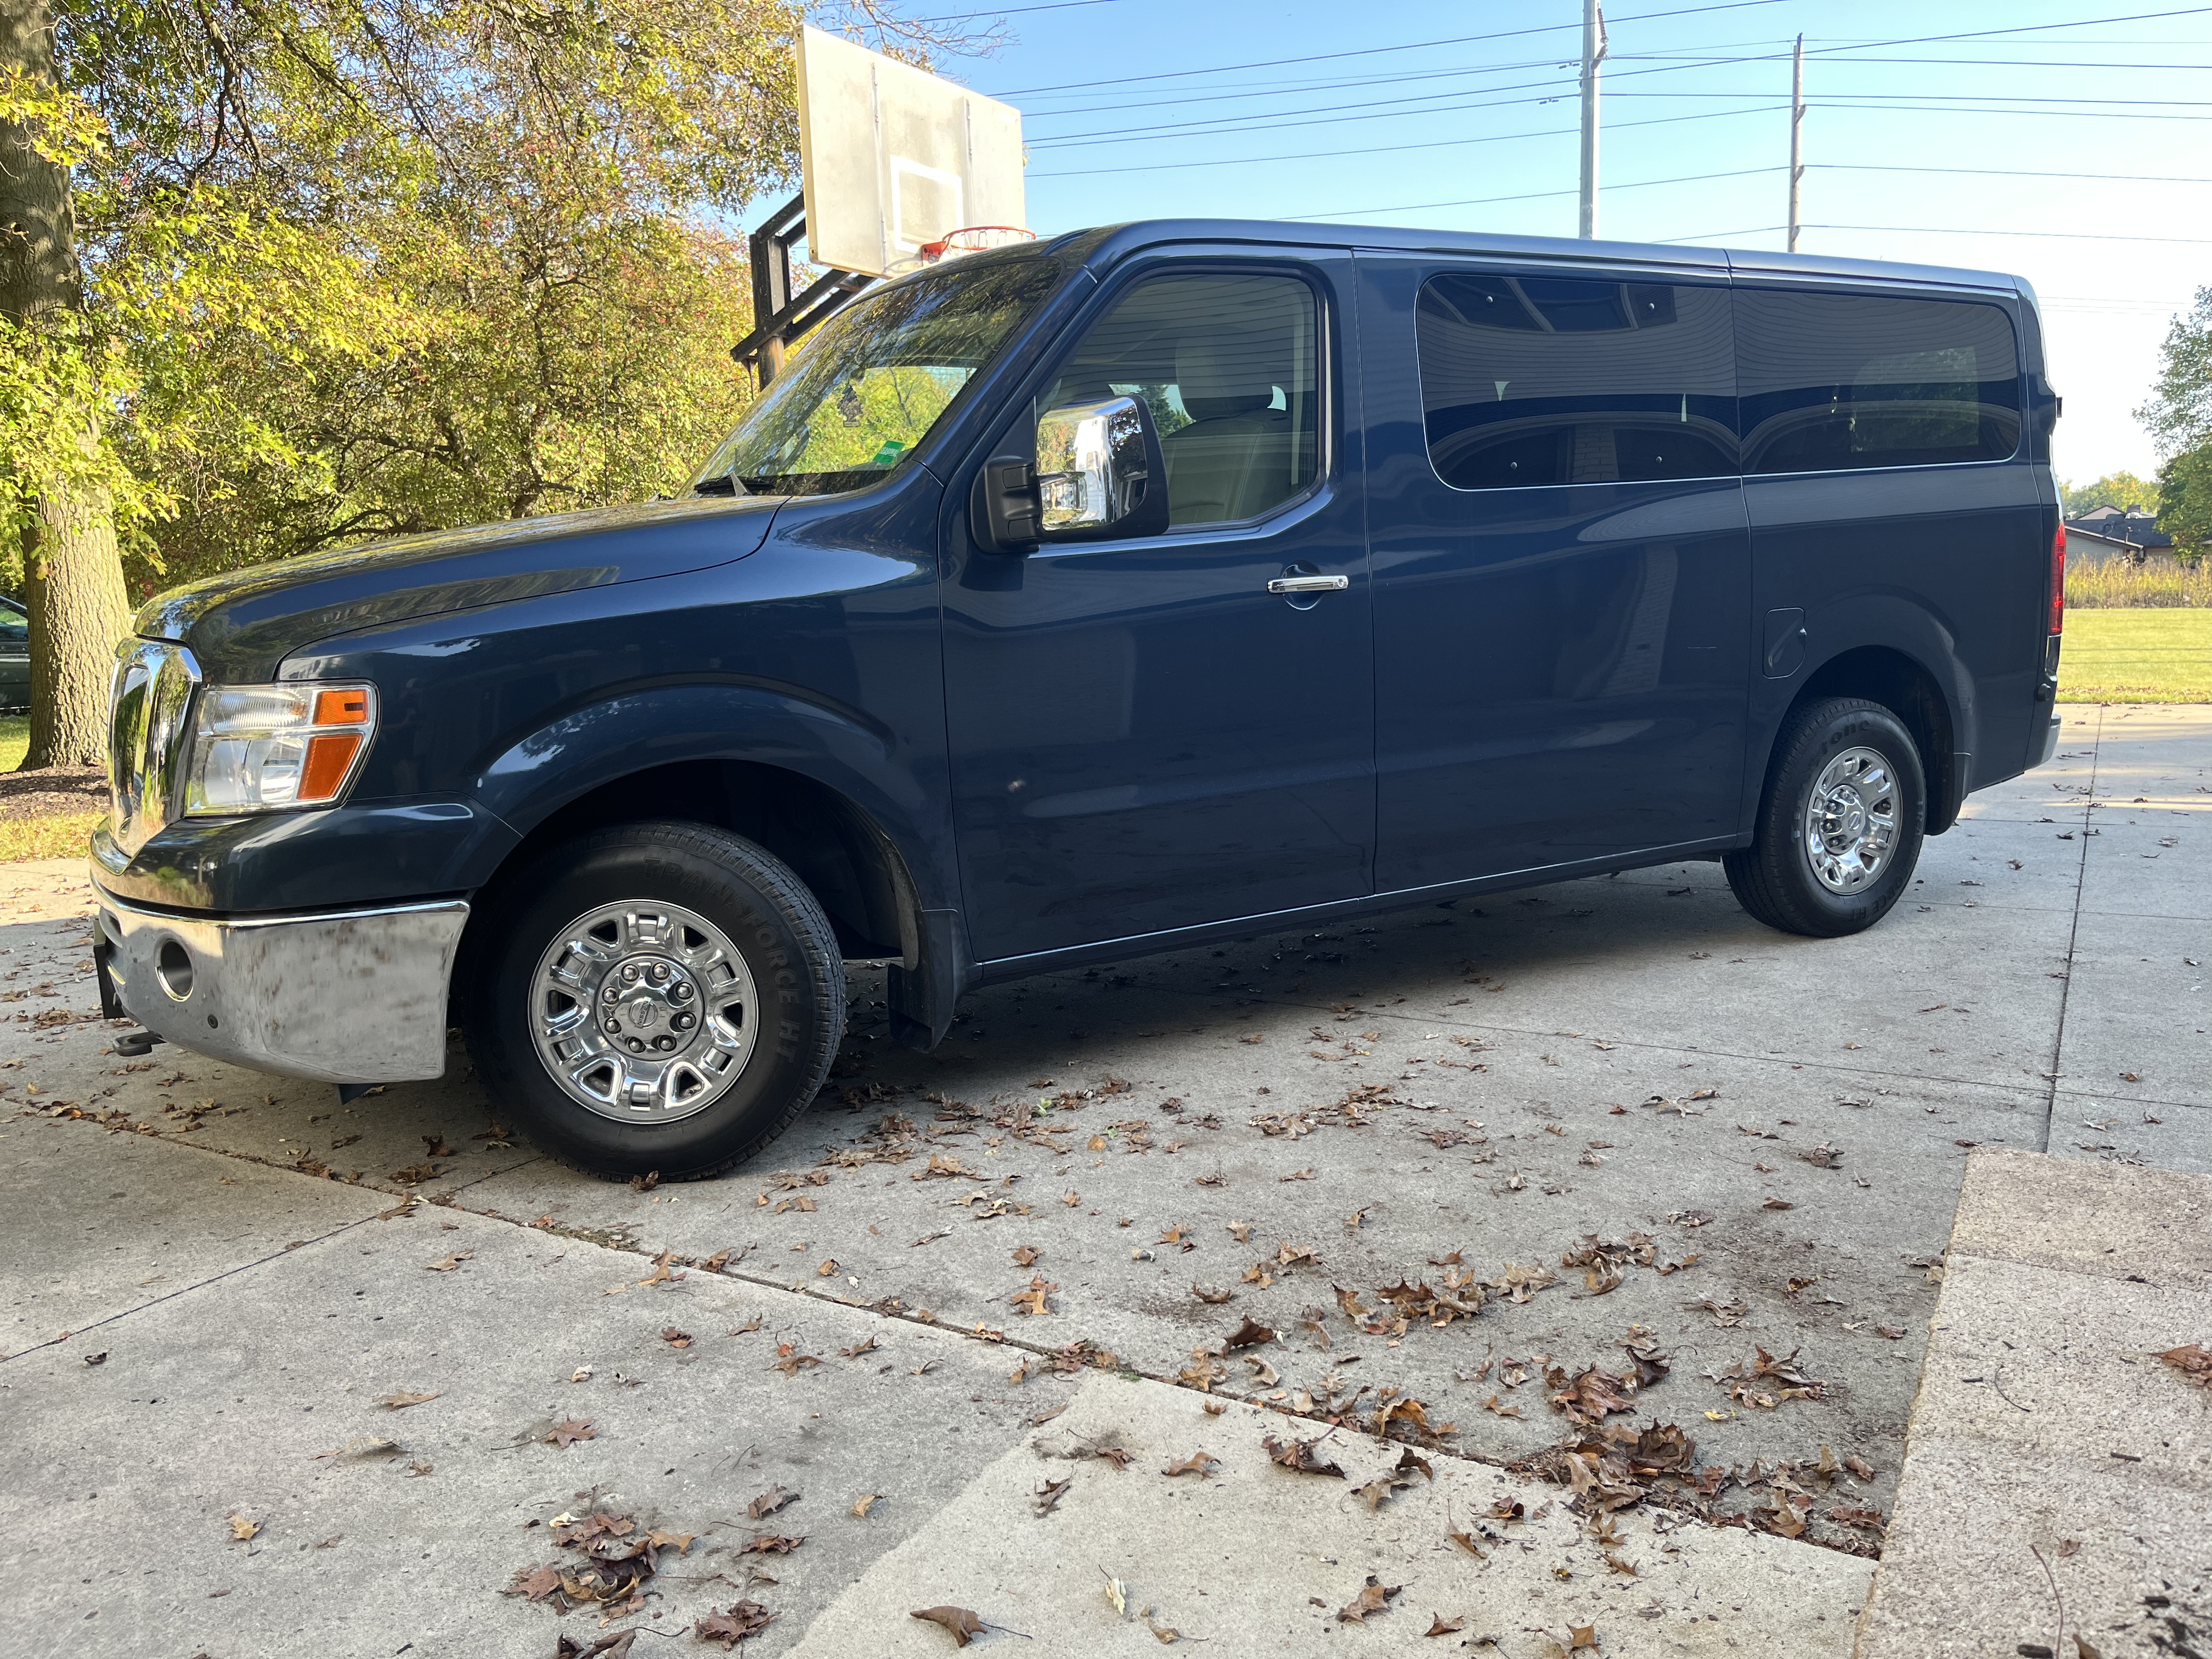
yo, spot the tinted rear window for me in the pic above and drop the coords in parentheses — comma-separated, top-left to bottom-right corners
(1415, 273, 1738, 490)
(1737, 291, 2021, 474)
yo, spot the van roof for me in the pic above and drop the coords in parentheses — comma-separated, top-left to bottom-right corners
(1059, 218, 2027, 297)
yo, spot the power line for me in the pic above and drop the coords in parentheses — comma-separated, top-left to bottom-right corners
(1804, 222, 2212, 245)
(1284, 161, 2212, 228)
(1025, 13, 2212, 150)
(1027, 51, 1778, 148)
(1020, 50, 2212, 121)
(1026, 103, 1781, 179)
(1826, 163, 2212, 184)
(1648, 224, 1787, 242)
(993, 3, 2212, 101)
(1797, 100, 2212, 120)
(986, 0, 1790, 98)
(1610, 89, 2212, 105)
(907, 0, 1124, 19)
(1294, 166, 1784, 223)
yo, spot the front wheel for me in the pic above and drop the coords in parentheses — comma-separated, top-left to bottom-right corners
(1724, 697, 1926, 938)
(466, 822, 846, 1181)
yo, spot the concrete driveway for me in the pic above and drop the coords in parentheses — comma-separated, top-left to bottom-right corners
(2, 703, 2202, 1657)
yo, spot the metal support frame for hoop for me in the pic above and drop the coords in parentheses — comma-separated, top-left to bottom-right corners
(729, 193, 876, 390)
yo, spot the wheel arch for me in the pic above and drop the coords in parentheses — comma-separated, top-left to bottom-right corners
(453, 684, 971, 1048)
(1787, 645, 1960, 833)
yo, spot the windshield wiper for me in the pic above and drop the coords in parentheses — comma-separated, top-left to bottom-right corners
(692, 473, 742, 497)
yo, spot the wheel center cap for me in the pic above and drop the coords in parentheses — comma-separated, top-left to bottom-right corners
(627, 996, 661, 1029)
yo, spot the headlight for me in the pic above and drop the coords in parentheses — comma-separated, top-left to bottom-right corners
(184, 682, 378, 815)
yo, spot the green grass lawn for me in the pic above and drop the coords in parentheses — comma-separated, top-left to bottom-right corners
(1, 712, 105, 862)
(2060, 607, 2212, 703)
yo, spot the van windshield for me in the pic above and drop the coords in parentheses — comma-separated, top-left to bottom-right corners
(693, 256, 1066, 498)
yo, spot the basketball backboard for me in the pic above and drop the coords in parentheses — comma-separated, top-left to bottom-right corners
(796, 26, 1026, 279)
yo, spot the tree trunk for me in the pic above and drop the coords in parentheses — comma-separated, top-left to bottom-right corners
(4, 0, 129, 769)
(22, 481, 129, 764)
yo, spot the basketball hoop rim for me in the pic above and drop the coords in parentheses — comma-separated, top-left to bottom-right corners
(919, 225, 1037, 261)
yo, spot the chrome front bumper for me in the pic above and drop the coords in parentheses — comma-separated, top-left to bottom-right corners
(92, 886, 470, 1085)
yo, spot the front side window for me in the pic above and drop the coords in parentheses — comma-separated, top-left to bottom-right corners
(1737, 291, 2021, 473)
(1038, 270, 1320, 528)
(1415, 272, 1738, 490)
(693, 255, 1068, 498)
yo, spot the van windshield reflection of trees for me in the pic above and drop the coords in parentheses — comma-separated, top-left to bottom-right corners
(692, 257, 1066, 498)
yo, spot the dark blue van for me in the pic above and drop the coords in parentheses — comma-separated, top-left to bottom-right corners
(91, 220, 2067, 1181)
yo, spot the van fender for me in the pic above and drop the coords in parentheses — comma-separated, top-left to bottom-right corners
(1745, 592, 1976, 833)
(462, 682, 969, 1040)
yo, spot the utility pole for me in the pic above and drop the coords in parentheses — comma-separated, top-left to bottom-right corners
(1578, 0, 1606, 239)
(1787, 32, 1804, 252)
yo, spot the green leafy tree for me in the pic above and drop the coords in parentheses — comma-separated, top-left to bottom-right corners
(3, 0, 968, 763)
(2060, 471, 2162, 518)
(2139, 286, 2212, 556)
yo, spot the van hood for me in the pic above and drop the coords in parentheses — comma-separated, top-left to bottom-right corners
(139, 495, 782, 682)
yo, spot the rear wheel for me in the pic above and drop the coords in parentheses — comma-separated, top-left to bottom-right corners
(1724, 697, 1926, 938)
(466, 821, 845, 1181)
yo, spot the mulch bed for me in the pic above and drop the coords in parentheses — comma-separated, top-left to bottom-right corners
(1, 766, 106, 822)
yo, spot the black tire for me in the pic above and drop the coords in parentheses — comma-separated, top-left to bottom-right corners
(1724, 697, 1926, 938)
(465, 821, 845, 1181)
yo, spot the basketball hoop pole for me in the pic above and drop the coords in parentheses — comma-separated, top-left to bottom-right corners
(730, 191, 876, 390)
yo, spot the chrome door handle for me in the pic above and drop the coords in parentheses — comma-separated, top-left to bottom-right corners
(1267, 574, 1348, 595)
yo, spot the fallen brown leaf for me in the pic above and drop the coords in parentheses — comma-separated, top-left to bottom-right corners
(746, 1486, 798, 1521)
(1223, 1316, 1275, 1350)
(660, 1326, 692, 1348)
(546, 1418, 596, 1448)
(739, 1533, 804, 1555)
(910, 1605, 986, 1647)
(694, 1599, 775, 1646)
(376, 1390, 440, 1409)
(226, 1511, 261, 1541)
(2158, 1344, 2212, 1387)
(1262, 1431, 1345, 1477)
(851, 1492, 882, 1517)
(1163, 1451, 1220, 1479)
(1338, 1576, 1402, 1623)
(1426, 1615, 1465, 1636)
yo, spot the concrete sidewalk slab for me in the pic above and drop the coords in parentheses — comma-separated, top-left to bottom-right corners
(1855, 1148, 2212, 1658)
(0, 1123, 390, 1358)
(0, 1178, 1071, 1657)
(785, 1369, 1875, 1658)
(1942, 1151, 2212, 1293)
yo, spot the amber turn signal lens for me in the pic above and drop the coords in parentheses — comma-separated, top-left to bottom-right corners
(299, 732, 365, 803)
(313, 688, 371, 725)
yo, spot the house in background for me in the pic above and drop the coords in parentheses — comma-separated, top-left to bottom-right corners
(2062, 504, 2177, 566)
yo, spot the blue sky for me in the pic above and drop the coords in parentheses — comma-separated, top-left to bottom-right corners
(806, 1, 2212, 484)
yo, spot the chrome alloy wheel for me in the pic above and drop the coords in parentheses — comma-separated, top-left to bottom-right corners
(528, 901, 759, 1123)
(1801, 747, 1899, 895)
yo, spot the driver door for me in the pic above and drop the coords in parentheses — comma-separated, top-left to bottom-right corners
(940, 255, 1374, 964)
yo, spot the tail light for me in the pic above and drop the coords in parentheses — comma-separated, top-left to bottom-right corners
(2049, 520, 2066, 635)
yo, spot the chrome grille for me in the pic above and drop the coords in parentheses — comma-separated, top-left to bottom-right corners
(107, 640, 200, 857)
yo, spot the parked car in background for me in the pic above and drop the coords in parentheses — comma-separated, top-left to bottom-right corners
(0, 597, 29, 712)
(89, 219, 2067, 1183)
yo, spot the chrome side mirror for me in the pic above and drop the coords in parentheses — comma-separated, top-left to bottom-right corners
(1040, 396, 1177, 539)
(969, 392, 1167, 552)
